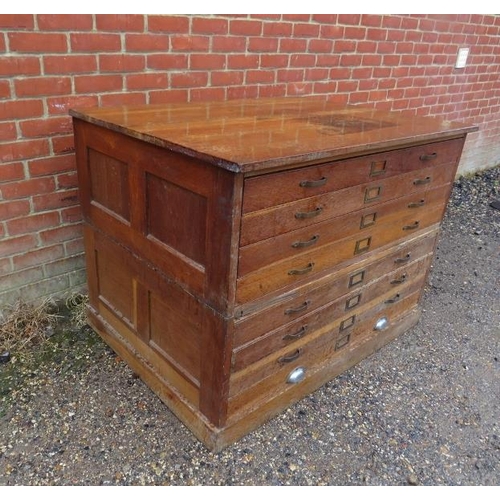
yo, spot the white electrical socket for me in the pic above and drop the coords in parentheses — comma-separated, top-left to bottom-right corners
(455, 48, 469, 69)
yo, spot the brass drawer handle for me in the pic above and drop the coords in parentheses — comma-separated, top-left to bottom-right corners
(408, 199, 425, 208)
(403, 221, 420, 231)
(292, 234, 320, 249)
(395, 253, 411, 264)
(278, 349, 301, 364)
(413, 176, 431, 186)
(295, 207, 323, 219)
(285, 301, 310, 315)
(282, 325, 308, 342)
(390, 274, 407, 285)
(385, 294, 401, 304)
(299, 177, 327, 188)
(419, 153, 437, 161)
(288, 263, 314, 276)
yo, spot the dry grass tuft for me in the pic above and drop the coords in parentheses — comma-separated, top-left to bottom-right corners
(65, 293, 89, 328)
(0, 299, 60, 354)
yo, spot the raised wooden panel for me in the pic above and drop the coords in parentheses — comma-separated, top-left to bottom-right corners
(149, 288, 202, 384)
(88, 148, 130, 222)
(146, 173, 207, 266)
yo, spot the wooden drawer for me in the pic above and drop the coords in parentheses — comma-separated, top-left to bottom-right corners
(229, 282, 424, 406)
(232, 253, 432, 371)
(240, 161, 454, 246)
(242, 138, 463, 213)
(236, 201, 444, 303)
(239, 183, 450, 276)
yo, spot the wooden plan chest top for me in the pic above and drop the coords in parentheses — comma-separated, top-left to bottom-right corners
(71, 97, 477, 450)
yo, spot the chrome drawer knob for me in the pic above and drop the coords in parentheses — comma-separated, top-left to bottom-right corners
(374, 317, 389, 331)
(286, 367, 306, 384)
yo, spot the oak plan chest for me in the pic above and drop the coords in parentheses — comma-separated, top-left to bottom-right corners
(71, 97, 477, 450)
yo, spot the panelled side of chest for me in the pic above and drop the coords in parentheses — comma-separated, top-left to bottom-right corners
(73, 119, 244, 434)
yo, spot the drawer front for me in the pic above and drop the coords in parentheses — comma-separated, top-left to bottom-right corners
(234, 228, 437, 341)
(241, 161, 453, 247)
(232, 253, 432, 371)
(229, 282, 424, 402)
(239, 183, 449, 276)
(236, 202, 443, 304)
(242, 138, 464, 213)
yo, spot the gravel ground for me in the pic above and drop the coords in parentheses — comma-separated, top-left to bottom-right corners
(1, 166, 499, 486)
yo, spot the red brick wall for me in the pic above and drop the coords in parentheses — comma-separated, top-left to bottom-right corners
(1, 14, 499, 307)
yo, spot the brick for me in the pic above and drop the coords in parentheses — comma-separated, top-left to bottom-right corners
(71, 33, 121, 52)
(148, 15, 190, 33)
(148, 89, 189, 104)
(126, 73, 168, 90)
(0, 162, 24, 182)
(277, 69, 305, 83)
(337, 80, 358, 92)
(0, 34, 5, 52)
(17, 274, 71, 303)
(212, 36, 247, 53)
(282, 15, 310, 22)
(338, 14, 361, 25)
(170, 72, 208, 88)
(0, 234, 36, 258)
(0, 258, 12, 274)
(361, 14, 382, 27)
(227, 54, 259, 69)
(227, 86, 259, 99)
(0, 139, 49, 162)
(378, 42, 396, 54)
(258, 84, 286, 98)
(279, 38, 307, 53)
(126, 34, 169, 52)
(189, 87, 226, 102)
(56, 172, 78, 190)
(211, 70, 244, 86)
(45, 254, 85, 278)
(100, 93, 147, 107)
(343, 27, 366, 39)
(13, 244, 65, 270)
(69, 269, 87, 289)
(0, 267, 44, 291)
(334, 40, 356, 52)
(349, 91, 370, 104)
(382, 15, 402, 29)
(0, 56, 40, 76)
(250, 15, 281, 20)
(314, 81, 338, 94)
(9, 32, 67, 53)
(0, 200, 30, 220)
(246, 69, 275, 84)
(0, 122, 16, 141)
(171, 35, 209, 52)
(286, 82, 313, 96)
(306, 39, 332, 54)
(33, 188, 79, 212)
(357, 41, 378, 53)
(0, 15, 34, 28)
(44, 55, 97, 75)
(263, 22, 293, 37)
(96, 14, 144, 31)
(229, 20, 262, 36)
(40, 223, 82, 244)
(340, 54, 363, 67)
(29, 154, 75, 177)
(260, 54, 289, 68)
(20, 116, 73, 138)
(7, 211, 60, 236)
(74, 74, 123, 93)
(190, 54, 226, 70)
(320, 25, 344, 39)
(100, 54, 145, 73)
(51, 135, 75, 155)
(248, 37, 279, 53)
(305, 68, 329, 80)
(290, 54, 316, 67)
(0, 176, 55, 201)
(65, 237, 85, 256)
(60, 206, 83, 224)
(14, 76, 71, 97)
(317, 55, 341, 67)
(148, 54, 188, 70)
(191, 17, 228, 34)
(47, 95, 99, 115)
(293, 23, 320, 38)
(38, 14, 93, 30)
